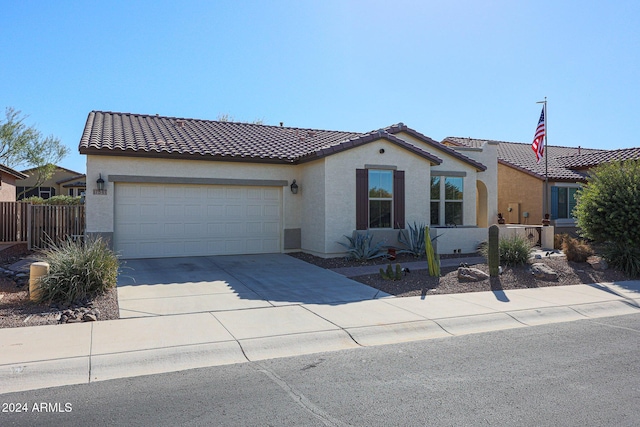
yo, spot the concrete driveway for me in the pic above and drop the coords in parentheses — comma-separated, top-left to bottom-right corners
(117, 254, 390, 318)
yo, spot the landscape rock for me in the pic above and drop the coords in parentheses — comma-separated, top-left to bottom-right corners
(82, 313, 97, 322)
(458, 267, 490, 282)
(587, 256, 608, 270)
(530, 263, 559, 281)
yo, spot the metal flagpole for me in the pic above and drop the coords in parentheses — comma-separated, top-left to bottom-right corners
(537, 97, 548, 218)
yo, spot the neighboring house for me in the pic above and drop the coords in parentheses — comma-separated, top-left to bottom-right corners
(16, 166, 86, 200)
(0, 163, 28, 202)
(443, 137, 632, 234)
(79, 111, 499, 259)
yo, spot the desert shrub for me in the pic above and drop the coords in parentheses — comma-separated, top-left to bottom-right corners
(45, 195, 82, 205)
(20, 195, 82, 205)
(397, 222, 426, 257)
(554, 233, 569, 250)
(500, 235, 532, 266)
(21, 196, 46, 205)
(480, 235, 531, 266)
(34, 236, 119, 304)
(562, 236, 594, 262)
(574, 160, 640, 246)
(337, 232, 387, 261)
(603, 242, 640, 278)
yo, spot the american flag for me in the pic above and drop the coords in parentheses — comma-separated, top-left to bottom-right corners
(532, 107, 545, 163)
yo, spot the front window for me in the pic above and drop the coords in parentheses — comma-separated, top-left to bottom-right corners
(555, 187, 578, 219)
(430, 176, 463, 226)
(369, 169, 393, 228)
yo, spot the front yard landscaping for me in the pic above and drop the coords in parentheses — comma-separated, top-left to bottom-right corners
(288, 252, 630, 297)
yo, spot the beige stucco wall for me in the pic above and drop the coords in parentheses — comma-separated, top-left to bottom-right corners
(322, 139, 434, 255)
(0, 173, 17, 201)
(299, 158, 326, 254)
(86, 134, 501, 257)
(85, 156, 302, 241)
(498, 163, 543, 224)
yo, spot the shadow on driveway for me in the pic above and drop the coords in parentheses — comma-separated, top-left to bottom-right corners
(117, 254, 390, 317)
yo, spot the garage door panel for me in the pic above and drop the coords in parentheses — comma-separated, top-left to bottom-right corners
(115, 183, 282, 258)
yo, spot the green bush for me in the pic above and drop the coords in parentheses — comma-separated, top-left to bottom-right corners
(604, 242, 640, 278)
(500, 235, 532, 266)
(45, 195, 82, 205)
(337, 232, 387, 261)
(21, 196, 46, 205)
(574, 160, 640, 246)
(21, 195, 82, 205)
(34, 236, 119, 304)
(480, 234, 531, 266)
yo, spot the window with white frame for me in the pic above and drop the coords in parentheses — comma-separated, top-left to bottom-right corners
(368, 169, 393, 228)
(430, 176, 463, 226)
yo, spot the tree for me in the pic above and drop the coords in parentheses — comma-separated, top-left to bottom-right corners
(574, 160, 640, 246)
(0, 107, 69, 197)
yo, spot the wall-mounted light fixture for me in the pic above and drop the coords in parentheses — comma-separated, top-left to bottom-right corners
(96, 174, 105, 191)
(290, 179, 299, 194)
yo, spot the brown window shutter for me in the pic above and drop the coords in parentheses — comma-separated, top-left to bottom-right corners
(356, 169, 368, 230)
(393, 170, 405, 229)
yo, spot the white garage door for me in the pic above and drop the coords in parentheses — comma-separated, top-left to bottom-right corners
(114, 183, 282, 259)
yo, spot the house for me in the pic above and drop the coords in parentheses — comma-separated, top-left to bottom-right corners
(16, 165, 86, 200)
(79, 111, 499, 259)
(443, 137, 632, 234)
(0, 163, 28, 202)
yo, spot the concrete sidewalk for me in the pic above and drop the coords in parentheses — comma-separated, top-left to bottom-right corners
(2, 278, 640, 395)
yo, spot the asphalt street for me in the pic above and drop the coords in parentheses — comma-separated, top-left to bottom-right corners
(2, 313, 639, 427)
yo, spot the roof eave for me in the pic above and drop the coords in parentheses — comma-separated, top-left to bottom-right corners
(79, 147, 296, 165)
(388, 126, 487, 171)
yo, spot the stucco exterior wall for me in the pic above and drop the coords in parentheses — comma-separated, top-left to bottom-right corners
(323, 139, 433, 255)
(0, 173, 17, 201)
(299, 158, 326, 254)
(86, 156, 302, 240)
(497, 163, 544, 225)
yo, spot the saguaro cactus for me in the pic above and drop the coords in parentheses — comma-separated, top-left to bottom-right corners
(488, 224, 500, 277)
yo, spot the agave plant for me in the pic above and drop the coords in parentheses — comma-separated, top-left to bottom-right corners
(397, 222, 427, 257)
(337, 232, 388, 261)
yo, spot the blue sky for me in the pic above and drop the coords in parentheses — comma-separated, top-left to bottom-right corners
(2, 0, 639, 174)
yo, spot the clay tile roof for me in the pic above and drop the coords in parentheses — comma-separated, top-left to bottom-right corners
(388, 126, 486, 171)
(0, 163, 28, 179)
(556, 147, 640, 169)
(444, 137, 605, 181)
(78, 111, 444, 165)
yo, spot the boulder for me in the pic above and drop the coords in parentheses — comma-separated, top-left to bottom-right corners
(458, 267, 489, 282)
(530, 263, 559, 281)
(587, 256, 608, 270)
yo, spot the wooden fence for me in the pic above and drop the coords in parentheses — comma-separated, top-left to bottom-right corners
(0, 202, 29, 243)
(0, 202, 85, 249)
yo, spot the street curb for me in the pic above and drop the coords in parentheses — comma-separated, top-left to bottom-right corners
(346, 320, 451, 346)
(238, 330, 360, 361)
(90, 341, 246, 383)
(434, 312, 527, 335)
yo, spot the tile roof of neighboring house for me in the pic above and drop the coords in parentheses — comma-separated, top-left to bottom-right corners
(443, 137, 605, 181)
(56, 174, 87, 185)
(556, 147, 640, 169)
(386, 125, 486, 171)
(78, 111, 486, 170)
(61, 181, 87, 188)
(0, 163, 28, 179)
(20, 165, 83, 176)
